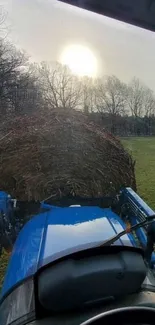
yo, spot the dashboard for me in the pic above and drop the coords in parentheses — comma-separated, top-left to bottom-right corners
(29, 290, 155, 325)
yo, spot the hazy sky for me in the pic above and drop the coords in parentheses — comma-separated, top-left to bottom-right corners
(1, 0, 155, 90)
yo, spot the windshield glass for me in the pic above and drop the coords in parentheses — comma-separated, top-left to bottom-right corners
(0, 0, 155, 298)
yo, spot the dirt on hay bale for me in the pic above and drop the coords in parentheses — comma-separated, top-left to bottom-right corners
(0, 109, 136, 201)
(0, 250, 10, 290)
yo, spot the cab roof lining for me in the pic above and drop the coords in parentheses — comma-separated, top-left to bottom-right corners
(58, 0, 155, 32)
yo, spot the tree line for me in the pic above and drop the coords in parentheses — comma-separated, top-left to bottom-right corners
(0, 34, 155, 136)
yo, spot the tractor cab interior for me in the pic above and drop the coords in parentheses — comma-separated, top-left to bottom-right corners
(1, 1, 155, 325)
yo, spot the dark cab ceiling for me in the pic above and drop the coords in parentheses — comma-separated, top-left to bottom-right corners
(58, 0, 155, 32)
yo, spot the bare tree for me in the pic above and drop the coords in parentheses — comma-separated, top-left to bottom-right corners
(80, 76, 95, 113)
(37, 62, 82, 110)
(9, 66, 42, 115)
(94, 75, 127, 133)
(95, 75, 127, 114)
(128, 78, 155, 117)
(143, 87, 155, 117)
(0, 6, 9, 39)
(0, 41, 30, 115)
(128, 77, 146, 117)
(141, 86, 155, 136)
(0, 37, 44, 118)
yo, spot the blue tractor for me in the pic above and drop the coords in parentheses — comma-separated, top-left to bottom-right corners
(1, 188, 155, 325)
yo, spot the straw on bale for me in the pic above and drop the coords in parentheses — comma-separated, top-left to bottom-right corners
(0, 109, 136, 200)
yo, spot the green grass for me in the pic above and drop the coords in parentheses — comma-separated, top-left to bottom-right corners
(122, 137, 155, 210)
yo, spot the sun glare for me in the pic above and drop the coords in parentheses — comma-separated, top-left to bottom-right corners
(60, 44, 97, 77)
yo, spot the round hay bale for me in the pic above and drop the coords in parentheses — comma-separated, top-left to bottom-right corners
(0, 109, 136, 200)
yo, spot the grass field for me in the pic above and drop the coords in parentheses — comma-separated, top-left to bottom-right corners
(122, 137, 155, 210)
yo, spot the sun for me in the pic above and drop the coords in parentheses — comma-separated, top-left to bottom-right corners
(60, 44, 97, 77)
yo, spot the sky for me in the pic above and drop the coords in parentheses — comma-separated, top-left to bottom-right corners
(1, 0, 155, 90)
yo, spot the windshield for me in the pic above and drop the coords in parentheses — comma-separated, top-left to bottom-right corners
(0, 0, 155, 299)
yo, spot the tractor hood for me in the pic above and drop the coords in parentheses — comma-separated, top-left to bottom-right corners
(2, 206, 135, 298)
